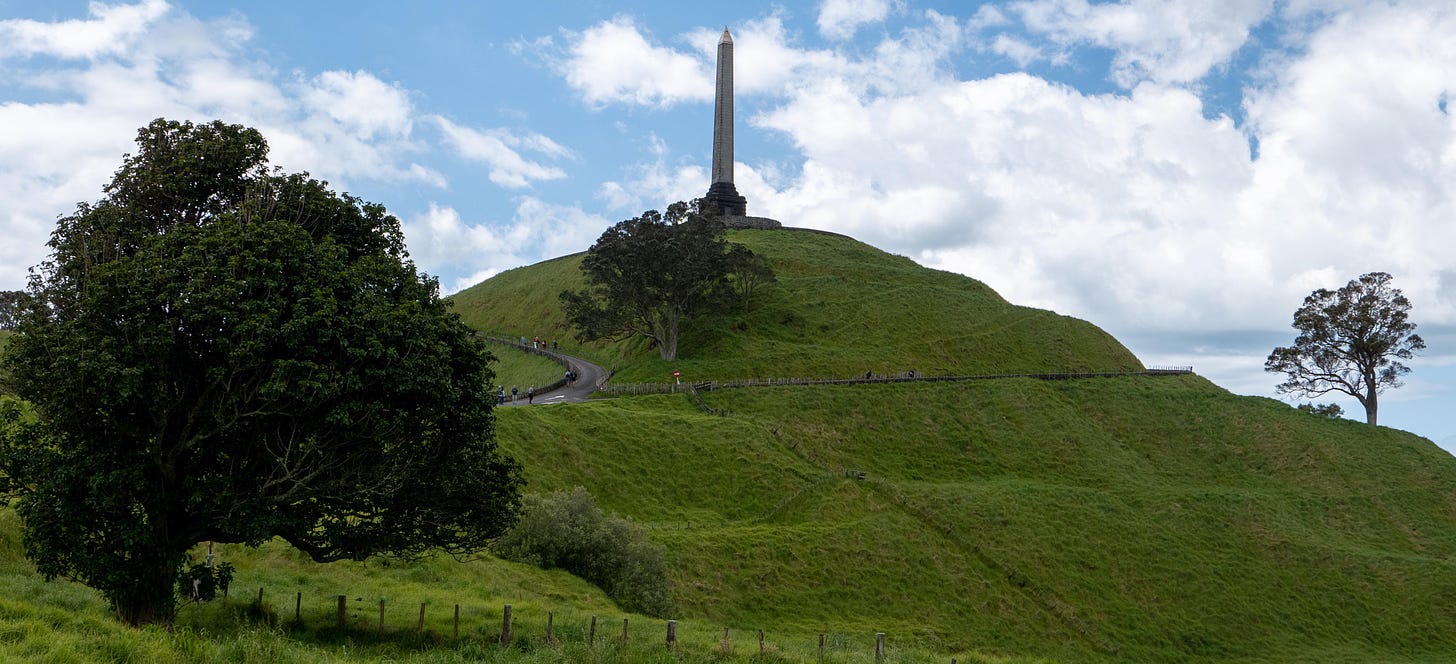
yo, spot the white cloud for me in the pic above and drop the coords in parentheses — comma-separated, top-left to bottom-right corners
(818, 0, 893, 40)
(403, 200, 611, 294)
(0, 2, 568, 293)
(302, 70, 413, 139)
(0, 0, 170, 60)
(992, 34, 1043, 67)
(1013, 0, 1275, 87)
(552, 16, 712, 108)
(430, 116, 569, 189)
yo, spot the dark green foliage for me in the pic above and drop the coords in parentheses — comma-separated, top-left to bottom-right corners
(177, 561, 234, 602)
(561, 204, 760, 361)
(726, 244, 775, 312)
(492, 487, 673, 618)
(1297, 402, 1345, 418)
(0, 118, 522, 627)
(0, 291, 21, 331)
(1266, 272, 1424, 426)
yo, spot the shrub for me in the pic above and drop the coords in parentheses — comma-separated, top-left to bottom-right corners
(492, 487, 674, 617)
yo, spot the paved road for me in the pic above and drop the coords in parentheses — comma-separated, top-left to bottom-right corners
(497, 345, 608, 407)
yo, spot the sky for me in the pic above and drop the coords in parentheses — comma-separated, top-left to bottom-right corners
(1, 0, 1453, 450)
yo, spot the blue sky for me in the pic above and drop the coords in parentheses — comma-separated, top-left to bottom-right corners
(1, 0, 1453, 449)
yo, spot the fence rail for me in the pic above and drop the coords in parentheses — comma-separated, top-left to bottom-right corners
(227, 590, 934, 662)
(600, 366, 1195, 396)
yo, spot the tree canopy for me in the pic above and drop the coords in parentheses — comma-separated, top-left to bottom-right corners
(1265, 272, 1424, 426)
(0, 119, 522, 626)
(561, 203, 769, 360)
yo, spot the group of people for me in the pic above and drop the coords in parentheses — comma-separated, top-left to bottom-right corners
(497, 385, 538, 405)
(519, 335, 559, 352)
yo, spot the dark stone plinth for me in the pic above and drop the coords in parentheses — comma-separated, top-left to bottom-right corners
(715, 215, 782, 230)
(704, 181, 747, 217)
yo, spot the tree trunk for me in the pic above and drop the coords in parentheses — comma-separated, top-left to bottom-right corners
(1365, 388, 1378, 426)
(660, 307, 679, 360)
(114, 563, 179, 627)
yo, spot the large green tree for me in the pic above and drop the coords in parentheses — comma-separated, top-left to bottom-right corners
(1265, 272, 1424, 426)
(0, 119, 522, 626)
(561, 204, 758, 360)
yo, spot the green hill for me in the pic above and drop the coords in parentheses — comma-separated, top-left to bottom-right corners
(465, 228, 1456, 661)
(450, 229, 1143, 383)
(2, 228, 1454, 662)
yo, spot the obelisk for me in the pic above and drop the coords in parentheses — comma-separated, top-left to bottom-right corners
(704, 27, 748, 216)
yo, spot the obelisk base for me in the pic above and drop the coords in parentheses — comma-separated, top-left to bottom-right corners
(703, 181, 747, 217)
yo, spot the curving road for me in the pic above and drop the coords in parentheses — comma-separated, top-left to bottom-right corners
(496, 345, 609, 407)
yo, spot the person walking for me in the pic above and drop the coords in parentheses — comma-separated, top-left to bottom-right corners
(527, 386, 535, 404)
(497, 387, 505, 405)
(511, 386, 518, 403)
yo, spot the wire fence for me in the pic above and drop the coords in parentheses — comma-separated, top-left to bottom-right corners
(599, 366, 1195, 396)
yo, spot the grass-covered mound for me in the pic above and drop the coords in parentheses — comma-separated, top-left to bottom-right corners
(451, 229, 1141, 383)
(495, 375, 1456, 662)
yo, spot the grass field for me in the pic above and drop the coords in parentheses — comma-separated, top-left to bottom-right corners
(1, 229, 1453, 662)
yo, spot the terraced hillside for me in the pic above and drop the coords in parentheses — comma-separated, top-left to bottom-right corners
(2, 228, 1453, 663)
(494, 375, 1456, 662)
(464, 228, 1456, 662)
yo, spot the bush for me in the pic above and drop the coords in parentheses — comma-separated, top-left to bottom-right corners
(492, 487, 673, 617)
(1297, 402, 1345, 419)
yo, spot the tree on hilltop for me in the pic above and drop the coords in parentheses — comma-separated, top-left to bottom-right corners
(561, 203, 768, 360)
(0, 118, 523, 627)
(1265, 272, 1424, 426)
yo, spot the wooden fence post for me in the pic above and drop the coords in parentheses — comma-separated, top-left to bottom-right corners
(589, 615, 597, 647)
(294, 592, 301, 623)
(876, 632, 886, 661)
(336, 595, 346, 628)
(721, 627, 731, 652)
(666, 620, 677, 649)
(819, 633, 825, 663)
(501, 604, 513, 645)
(379, 599, 385, 631)
(255, 587, 263, 610)
(454, 604, 460, 639)
(546, 611, 554, 643)
(759, 629, 765, 655)
(417, 603, 425, 633)
(621, 617, 629, 642)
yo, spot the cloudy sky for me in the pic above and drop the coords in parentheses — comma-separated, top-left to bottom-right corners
(1, 0, 1452, 448)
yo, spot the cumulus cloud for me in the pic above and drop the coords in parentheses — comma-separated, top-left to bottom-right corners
(548, 16, 712, 108)
(0, 0, 170, 60)
(818, 0, 894, 40)
(402, 200, 611, 294)
(430, 116, 570, 189)
(1012, 0, 1276, 87)
(0, 1, 568, 293)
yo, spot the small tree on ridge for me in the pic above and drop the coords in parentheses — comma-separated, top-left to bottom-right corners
(1265, 272, 1424, 426)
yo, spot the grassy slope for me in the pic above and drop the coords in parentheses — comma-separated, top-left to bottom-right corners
(450, 230, 1142, 382)
(3, 230, 1454, 662)
(458, 229, 1456, 661)
(497, 377, 1456, 662)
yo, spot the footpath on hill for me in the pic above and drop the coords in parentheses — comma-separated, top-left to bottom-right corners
(487, 338, 608, 407)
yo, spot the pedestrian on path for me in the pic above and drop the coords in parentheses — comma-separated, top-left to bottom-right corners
(511, 386, 518, 402)
(498, 387, 505, 405)
(527, 386, 535, 404)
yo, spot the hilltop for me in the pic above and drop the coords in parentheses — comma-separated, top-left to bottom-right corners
(451, 229, 1142, 383)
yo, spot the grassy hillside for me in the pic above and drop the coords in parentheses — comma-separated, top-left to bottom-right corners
(496, 376, 1456, 662)
(451, 229, 1142, 383)
(4, 227, 1454, 663)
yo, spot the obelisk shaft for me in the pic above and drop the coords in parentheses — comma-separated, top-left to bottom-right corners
(705, 27, 747, 216)
(711, 28, 734, 185)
